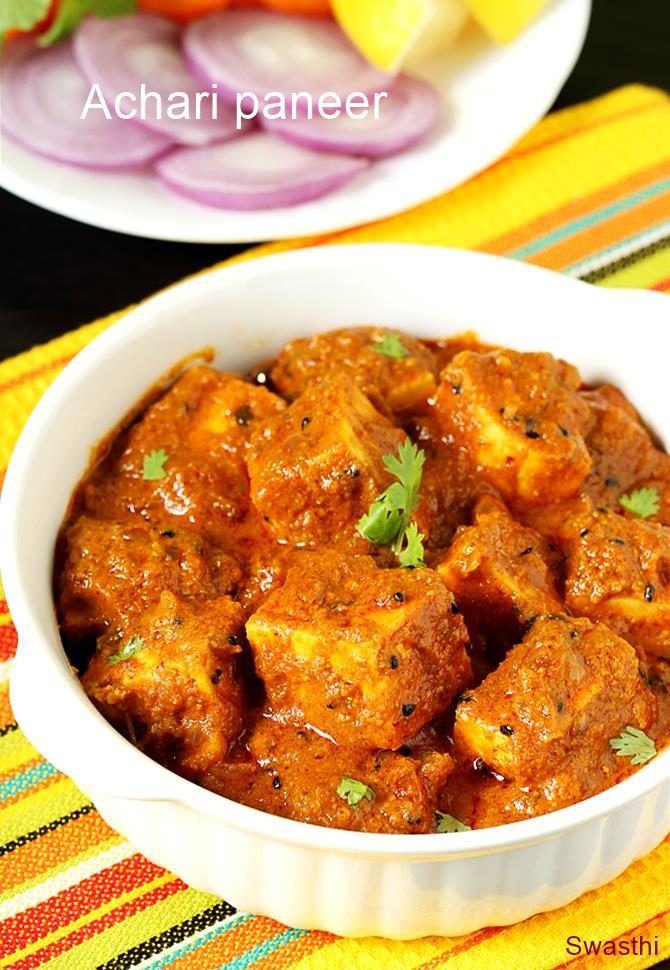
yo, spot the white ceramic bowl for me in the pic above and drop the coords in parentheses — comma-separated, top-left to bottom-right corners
(3, 244, 670, 939)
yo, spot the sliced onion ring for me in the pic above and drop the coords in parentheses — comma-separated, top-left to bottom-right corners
(74, 14, 246, 147)
(261, 75, 441, 158)
(1, 39, 172, 170)
(155, 131, 369, 209)
(183, 9, 392, 104)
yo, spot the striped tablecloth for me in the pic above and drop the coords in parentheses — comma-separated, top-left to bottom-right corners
(1, 83, 670, 970)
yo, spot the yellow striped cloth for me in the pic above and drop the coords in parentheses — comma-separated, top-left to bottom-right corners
(1, 83, 669, 970)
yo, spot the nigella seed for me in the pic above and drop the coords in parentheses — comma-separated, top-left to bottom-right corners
(557, 701, 564, 713)
(393, 591, 405, 602)
(645, 584, 655, 602)
(570, 630, 579, 639)
(500, 725, 514, 736)
(559, 426, 570, 437)
(272, 776, 282, 790)
(520, 547, 533, 557)
(402, 703, 416, 717)
(398, 745, 412, 756)
(389, 655, 399, 669)
(526, 429, 541, 440)
(228, 635, 240, 645)
(452, 384, 462, 395)
(301, 416, 311, 430)
(348, 465, 360, 478)
(611, 538, 626, 546)
(456, 693, 473, 705)
(580, 529, 589, 538)
(235, 404, 254, 426)
(160, 529, 176, 538)
(211, 668, 223, 684)
(450, 600, 461, 614)
(605, 477, 620, 488)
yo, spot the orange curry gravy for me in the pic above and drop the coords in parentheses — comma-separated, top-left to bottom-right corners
(55, 328, 670, 834)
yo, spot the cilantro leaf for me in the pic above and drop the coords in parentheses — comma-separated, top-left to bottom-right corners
(619, 487, 661, 519)
(609, 726, 657, 766)
(2, 0, 50, 35)
(143, 448, 170, 481)
(397, 521, 426, 569)
(372, 333, 410, 359)
(108, 636, 144, 666)
(337, 776, 375, 808)
(38, 0, 136, 46)
(357, 440, 426, 567)
(435, 811, 471, 833)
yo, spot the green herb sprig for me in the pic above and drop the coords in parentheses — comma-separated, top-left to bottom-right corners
(619, 487, 661, 519)
(609, 726, 657, 766)
(337, 777, 375, 808)
(108, 636, 144, 667)
(357, 440, 426, 568)
(372, 333, 410, 359)
(143, 449, 170, 481)
(435, 811, 471, 833)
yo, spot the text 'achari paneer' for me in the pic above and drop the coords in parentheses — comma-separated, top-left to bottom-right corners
(245, 552, 472, 749)
(247, 373, 406, 547)
(83, 366, 285, 540)
(436, 496, 562, 664)
(83, 591, 246, 776)
(563, 508, 670, 662)
(454, 615, 655, 783)
(435, 349, 592, 504)
(270, 326, 438, 413)
(58, 516, 242, 643)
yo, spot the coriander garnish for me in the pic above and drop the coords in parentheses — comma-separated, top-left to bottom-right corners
(609, 726, 657, 766)
(372, 333, 410, 359)
(337, 776, 374, 808)
(143, 449, 170, 481)
(619, 486, 660, 519)
(356, 440, 426, 567)
(108, 636, 144, 666)
(435, 811, 471, 833)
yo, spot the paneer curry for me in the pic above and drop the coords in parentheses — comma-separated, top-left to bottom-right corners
(56, 328, 670, 834)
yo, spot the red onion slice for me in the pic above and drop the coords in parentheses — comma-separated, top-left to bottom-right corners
(74, 14, 245, 147)
(0, 40, 172, 170)
(155, 131, 369, 209)
(261, 75, 441, 158)
(183, 10, 392, 104)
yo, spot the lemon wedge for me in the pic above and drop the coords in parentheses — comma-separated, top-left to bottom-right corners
(330, 0, 469, 72)
(332, 0, 549, 71)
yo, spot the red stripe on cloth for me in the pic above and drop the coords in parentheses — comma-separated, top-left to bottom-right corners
(0, 622, 18, 661)
(7, 878, 185, 970)
(0, 854, 169, 959)
(414, 926, 506, 969)
(651, 274, 670, 292)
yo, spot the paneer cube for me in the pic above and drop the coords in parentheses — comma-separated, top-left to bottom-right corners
(581, 386, 670, 523)
(454, 615, 655, 783)
(204, 717, 454, 833)
(58, 516, 242, 643)
(247, 373, 406, 547)
(436, 495, 562, 665)
(270, 326, 438, 413)
(435, 349, 592, 504)
(246, 551, 472, 749)
(83, 591, 246, 776)
(83, 366, 285, 542)
(563, 508, 670, 662)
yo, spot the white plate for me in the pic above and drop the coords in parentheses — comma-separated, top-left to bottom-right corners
(0, 0, 590, 243)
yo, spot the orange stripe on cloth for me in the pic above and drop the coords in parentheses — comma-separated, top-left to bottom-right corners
(8, 879, 185, 970)
(250, 928, 335, 970)
(414, 926, 505, 969)
(0, 354, 76, 398)
(171, 914, 291, 966)
(1, 810, 116, 896)
(651, 274, 670, 292)
(0, 854, 167, 959)
(481, 158, 670, 256)
(0, 690, 15, 728)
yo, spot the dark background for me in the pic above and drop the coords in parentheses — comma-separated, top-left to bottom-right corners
(2, 0, 669, 360)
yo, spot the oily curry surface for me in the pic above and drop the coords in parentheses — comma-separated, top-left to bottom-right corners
(56, 328, 670, 834)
